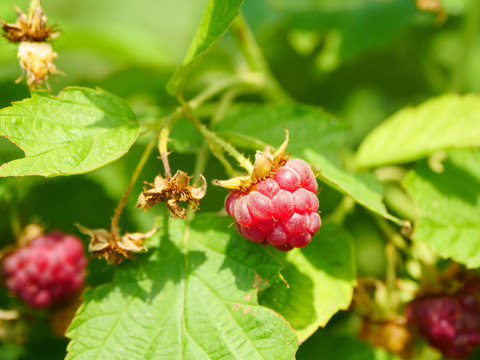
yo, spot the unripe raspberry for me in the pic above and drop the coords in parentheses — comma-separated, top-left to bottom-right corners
(2, 232, 87, 309)
(227, 159, 321, 251)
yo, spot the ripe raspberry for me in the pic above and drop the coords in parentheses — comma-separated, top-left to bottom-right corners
(225, 159, 320, 251)
(406, 282, 480, 359)
(2, 232, 87, 309)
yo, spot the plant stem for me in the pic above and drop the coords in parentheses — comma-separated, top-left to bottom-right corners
(385, 242, 398, 310)
(180, 98, 254, 173)
(29, 0, 41, 11)
(324, 196, 355, 224)
(452, 0, 480, 93)
(231, 14, 293, 104)
(110, 133, 158, 238)
(189, 73, 264, 110)
(158, 116, 174, 180)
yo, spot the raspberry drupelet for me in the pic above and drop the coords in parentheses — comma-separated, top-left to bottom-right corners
(225, 158, 321, 251)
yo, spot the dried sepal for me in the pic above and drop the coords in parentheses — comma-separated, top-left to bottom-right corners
(214, 130, 289, 193)
(1, 3, 61, 89)
(137, 170, 207, 219)
(1, 4, 59, 42)
(76, 225, 157, 265)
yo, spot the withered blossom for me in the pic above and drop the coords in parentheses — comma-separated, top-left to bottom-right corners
(214, 130, 289, 192)
(136, 170, 207, 218)
(76, 225, 157, 265)
(1, 3, 61, 88)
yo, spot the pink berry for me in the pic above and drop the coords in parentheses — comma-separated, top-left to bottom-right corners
(271, 190, 294, 219)
(235, 223, 266, 243)
(267, 223, 289, 247)
(233, 196, 256, 227)
(256, 178, 280, 198)
(247, 192, 272, 221)
(2, 232, 87, 309)
(281, 212, 309, 235)
(225, 159, 321, 251)
(274, 167, 302, 192)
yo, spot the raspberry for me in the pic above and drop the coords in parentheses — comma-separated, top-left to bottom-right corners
(406, 282, 480, 358)
(2, 232, 87, 309)
(226, 159, 321, 251)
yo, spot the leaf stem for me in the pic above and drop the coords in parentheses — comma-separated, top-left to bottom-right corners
(158, 116, 174, 180)
(110, 132, 158, 238)
(29, 0, 41, 12)
(231, 14, 293, 104)
(188, 73, 264, 110)
(324, 196, 355, 224)
(180, 98, 254, 173)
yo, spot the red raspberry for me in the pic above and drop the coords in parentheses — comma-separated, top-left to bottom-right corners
(225, 159, 320, 251)
(406, 282, 480, 359)
(2, 232, 87, 309)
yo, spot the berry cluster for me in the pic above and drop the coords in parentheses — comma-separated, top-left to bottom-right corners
(225, 159, 321, 251)
(406, 282, 480, 359)
(2, 232, 87, 309)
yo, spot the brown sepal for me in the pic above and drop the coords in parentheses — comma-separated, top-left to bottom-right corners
(214, 129, 289, 193)
(1, 4, 59, 42)
(76, 225, 157, 265)
(136, 170, 207, 219)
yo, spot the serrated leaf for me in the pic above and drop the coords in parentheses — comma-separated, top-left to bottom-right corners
(166, 0, 244, 96)
(217, 104, 348, 159)
(305, 150, 406, 226)
(355, 94, 480, 169)
(259, 224, 355, 342)
(0, 87, 139, 177)
(404, 150, 480, 268)
(66, 214, 298, 360)
(218, 104, 403, 224)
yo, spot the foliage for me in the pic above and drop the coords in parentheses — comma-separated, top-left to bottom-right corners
(0, 0, 479, 359)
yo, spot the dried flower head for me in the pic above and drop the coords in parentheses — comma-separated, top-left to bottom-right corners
(1, 3, 61, 88)
(137, 170, 207, 218)
(76, 225, 157, 265)
(1, 4, 59, 42)
(214, 130, 289, 193)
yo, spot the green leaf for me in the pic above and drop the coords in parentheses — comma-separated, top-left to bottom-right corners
(355, 94, 480, 169)
(217, 104, 348, 159)
(218, 104, 403, 224)
(404, 150, 480, 268)
(166, 0, 244, 96)
(296, 328, 403, 360)
(305, 150, 406, 226)
(66, 214, 298, 360)
(259, 224, 355, 342)
(0, 87, 139, 177)
(276, 0, 420, 70)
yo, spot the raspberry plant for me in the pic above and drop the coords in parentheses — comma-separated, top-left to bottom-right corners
(0, 0, 479, 359)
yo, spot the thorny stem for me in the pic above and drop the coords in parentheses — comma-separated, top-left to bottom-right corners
(110, 132, 158, 238)
(231, 14, 293, 104)
(180, 97, 254, 173)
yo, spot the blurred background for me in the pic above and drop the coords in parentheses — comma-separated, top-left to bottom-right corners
(0, 0, 478, 359)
